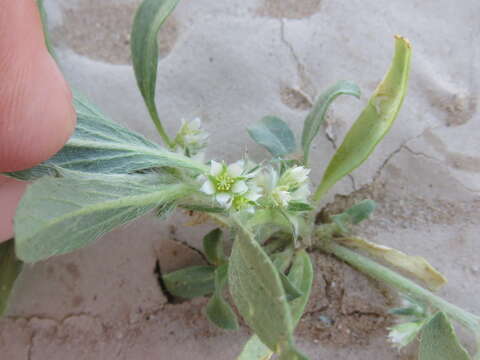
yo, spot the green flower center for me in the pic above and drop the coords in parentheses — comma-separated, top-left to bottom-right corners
(215, 173, 235, 192)
(232, 195, 249, 211)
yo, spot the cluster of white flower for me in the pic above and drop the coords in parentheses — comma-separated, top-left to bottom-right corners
(199, 159, 311, 212)
(268, 166, 311, 208)
(180, 118, 312, 211)
(199, 160, 261, 210)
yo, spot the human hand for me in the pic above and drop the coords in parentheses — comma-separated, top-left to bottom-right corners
(0, 1, 76, 242)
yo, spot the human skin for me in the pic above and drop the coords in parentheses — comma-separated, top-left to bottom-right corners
(0, 0, 76, 242)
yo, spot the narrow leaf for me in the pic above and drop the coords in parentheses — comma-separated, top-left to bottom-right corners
(14, 174, 194, 262)
(0, 240, 23, 316)
(163, 265, 215, 299)
(206, 264, 239, 330)
(7, 93, 207, 181)
(229, 229, 294, 351)
(337, 236, 447, 290)
(301, 81, 361, 165)
(131, 0, 180, 147)
(419, 312, 471, 360)
(314, 36, 411, 201)
(279, 272, 303, 302)
(248, 116, 296, 157)
(203, 228, 226, 266)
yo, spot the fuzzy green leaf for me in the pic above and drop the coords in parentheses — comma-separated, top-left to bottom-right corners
(15, 174, 194, 262)
(229, 229, 294, 351)
(238, 250, 313, 360)
(131, 0, 180, 147)
(163, 265, 215, 299)
(302, 81, 361, 165)
(248, 116, 296, 157)
(206, 293, 239, 330)
(314, 36, 411, 201)
(332, 199, 377, 232)
(8, 93, 207, 181)
(419, 312, 471, 360)
(0, 240, 23, 316)
(203, 228, 226, 266)
(288, 250, 314, 323)
(279, 272, 303, 302)
(206, 264, 239, 330)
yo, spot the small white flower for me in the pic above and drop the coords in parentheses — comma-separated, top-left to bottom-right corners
(258, 165, 311, 208)
(271, 187, 292, 207)
(175, 117, 209, 156)
(388, 322, 424, 349)
(278, 166, 310, 189)
(200, 160, 262, 209)
(232, 183, 263, 212)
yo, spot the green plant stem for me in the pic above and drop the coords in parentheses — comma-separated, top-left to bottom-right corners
(318, 240, 480, 356)
(147, 103, 175, 149)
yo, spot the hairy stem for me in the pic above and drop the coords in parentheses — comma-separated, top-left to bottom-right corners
(317, 240, 480, 353)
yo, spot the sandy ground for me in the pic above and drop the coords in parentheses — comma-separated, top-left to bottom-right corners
(1, 0, 479, 359)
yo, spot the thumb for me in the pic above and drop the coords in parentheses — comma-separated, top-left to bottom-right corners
(0, 0, 76, 172)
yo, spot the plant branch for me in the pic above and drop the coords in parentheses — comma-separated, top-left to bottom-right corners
(147, 102, 175, 149)
(316, 239, 480, 356)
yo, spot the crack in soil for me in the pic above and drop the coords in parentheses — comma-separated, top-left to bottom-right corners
(154, 260, 176, 304)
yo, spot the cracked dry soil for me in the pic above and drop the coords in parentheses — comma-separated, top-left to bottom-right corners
(2, 0, 479, 359)
(1, 243, 395, 360)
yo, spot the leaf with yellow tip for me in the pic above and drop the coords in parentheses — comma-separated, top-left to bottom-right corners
(314, 36, 412, 201)
(337, 236, 446, 291)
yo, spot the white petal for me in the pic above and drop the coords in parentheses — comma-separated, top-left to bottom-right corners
(227, 160, 244, 177)
(200, 180, 215, 195)
(216, 193, 232, 207)
(232, 180, 248, 194)
(269, 167, 279, 188)
(210, 160, 222, 176)
(245, 191, 262, 201)
(196, 174, 207, 183)
(191, 117, 202, 130)
(279, 192, 292, 206)
(292, 184, 310, 200)
(245, 184, 262, 201)
(291, 166, 310, 182)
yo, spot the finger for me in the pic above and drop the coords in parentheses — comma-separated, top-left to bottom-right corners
(0, 175, 28, 243)
(0, 0, 76, 172)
